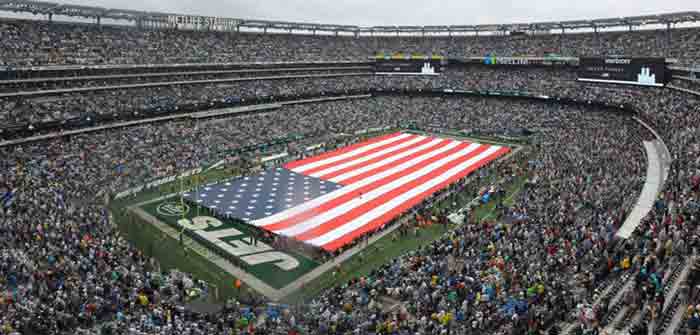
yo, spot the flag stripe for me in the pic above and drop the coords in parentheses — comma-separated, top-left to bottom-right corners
(314, 146, 511, 250)
(290, 133, 412, 173)
(252, 139, 463, 227)
(305, 134, 426, 177)
(292, 144, 494, 241)
(283, 132, 403, 170)
(318, 137, 439, 183)
(264, 140, 473, 233)
(190, 132, 511, 252)
(333, 138, 454, 185)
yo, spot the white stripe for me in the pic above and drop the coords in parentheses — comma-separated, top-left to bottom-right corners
(310, 135, 428, 178)
(275, 143, 483, 236)
(308, 145, 503, 247)
(251, 140, 464, 227)
(330, 138, 446, 183)
(291, 133, 413, 173)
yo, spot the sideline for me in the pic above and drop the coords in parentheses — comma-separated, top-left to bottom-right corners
(130, 206, 285, 300)
(128, 190, 411, 301)
(124, 133, 522, 301)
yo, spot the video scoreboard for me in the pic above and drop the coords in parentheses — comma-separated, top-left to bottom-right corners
(577, 57, 667, 87)
(374, 59, 445, 75)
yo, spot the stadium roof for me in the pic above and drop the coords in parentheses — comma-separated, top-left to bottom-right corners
(1, 0, 699, 34)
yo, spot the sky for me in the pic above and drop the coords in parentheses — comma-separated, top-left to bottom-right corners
(15, 0, 700, 26)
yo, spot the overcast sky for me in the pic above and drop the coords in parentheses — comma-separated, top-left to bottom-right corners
(42, 0, 700, 26)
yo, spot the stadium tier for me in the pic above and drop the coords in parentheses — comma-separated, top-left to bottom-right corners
(0, 3, 700, 335)
(1, 18, 700, 66)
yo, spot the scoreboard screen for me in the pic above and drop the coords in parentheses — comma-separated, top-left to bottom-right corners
(577, 57, 667, 87)
(374, 59, 444, 75)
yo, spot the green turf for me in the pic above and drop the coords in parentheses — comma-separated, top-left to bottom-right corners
(110, 167, 237, 210)
(110, 131, 527, 304)
(113, 206, 254, 302)
(110, 167, 256, 302)
(471, 175, 527, 222)
(281, 173, 529, 304)
(106, 130, 400, 300)
(140, 200, 320, 289)
(282, 221, 452, 304)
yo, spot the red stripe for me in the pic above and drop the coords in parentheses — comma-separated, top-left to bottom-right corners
(260, 139, 461, 232)
(283, 132, 403, 170)
(339, 139, 469, 185)
(295, 144, 492, 241)
(301, 134, 421, 177)
(318, 137, 436, 182)
(321, 146, 511, 251)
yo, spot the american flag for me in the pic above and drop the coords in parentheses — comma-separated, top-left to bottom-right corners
(186, 132, 509, 251)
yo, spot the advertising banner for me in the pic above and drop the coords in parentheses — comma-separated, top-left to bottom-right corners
(577, 57, 667, 86)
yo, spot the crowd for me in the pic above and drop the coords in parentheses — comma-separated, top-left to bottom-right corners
(0, 45, 699, 335)
(0, 96, 415, 334)
(3, 65, 681, 131)
(288, 97, 653, 335)
(0, 68, 371, 93)
(0, 90, 669, 335)
(0, 66, 598, 133)
(608, 89, 700, 335)
(669, 77, 700, 92)
(1, 18, 700, 67)
(0, 75, 372, 127)
(2, 63, 698, 140)
(639, 90, 700, 293)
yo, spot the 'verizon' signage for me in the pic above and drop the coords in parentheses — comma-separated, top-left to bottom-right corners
(578, 57, 667, 87)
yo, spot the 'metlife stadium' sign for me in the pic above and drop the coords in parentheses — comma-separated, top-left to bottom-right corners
(577, 57, 667, 87)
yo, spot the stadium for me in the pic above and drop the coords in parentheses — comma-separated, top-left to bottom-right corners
(0, 0, 700, 334)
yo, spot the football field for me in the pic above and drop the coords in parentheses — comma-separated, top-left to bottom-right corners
(140, 200, 320, 289)
(117, 130, 519, 302)
(184, 132, 509, 251)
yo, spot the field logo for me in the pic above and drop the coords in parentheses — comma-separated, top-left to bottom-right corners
(178, 216, 299, 271)
(157, 202, 190, 217)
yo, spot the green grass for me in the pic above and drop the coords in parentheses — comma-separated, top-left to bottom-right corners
(110, 131, 527, 304)
(116, 170, 527, 304)
(110, 167, 237, 210)
(110, 167, 254, 302)
(281, 174, 529, 304)
(282, 222, 451, 304)
(471, 175, 527, 222)
(140, 201, 320, 289)
(113, 206, 254, 302)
